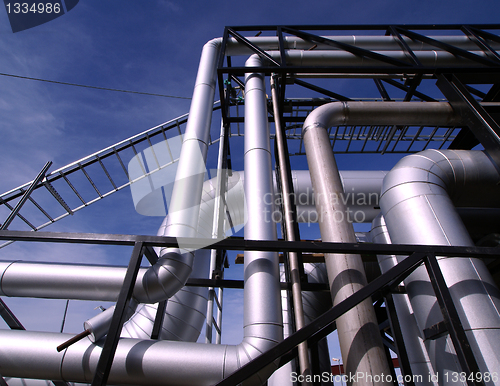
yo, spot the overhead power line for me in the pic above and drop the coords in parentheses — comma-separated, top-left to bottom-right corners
(0, 72, 192, 100)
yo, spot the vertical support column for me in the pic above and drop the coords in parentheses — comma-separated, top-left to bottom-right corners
(271, 74, 312, 382)
(206, 118, 229, 343)
(303, 124, 392, 385)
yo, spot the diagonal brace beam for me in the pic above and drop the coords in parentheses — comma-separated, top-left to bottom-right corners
(215, 252, 425, 386)
(437, 74, 500, 171)
(282, 26, 413, 67)
(1, 161, 52, 230)
(91, 242, 145, 386)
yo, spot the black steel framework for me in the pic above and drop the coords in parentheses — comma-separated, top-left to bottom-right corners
(214, 23, 500, 386)
(0, 230, 498, 386)
(1, 24, 500, 386)
(218, 24, 500, 166)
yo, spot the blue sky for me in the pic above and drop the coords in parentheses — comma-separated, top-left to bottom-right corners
(0, 0, 499, 369)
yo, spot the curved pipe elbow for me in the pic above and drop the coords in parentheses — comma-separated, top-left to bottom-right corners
(133, 251, 193, 304)
(222, 335, 282, 385)
(303, 102, 347, 135)
(380, 149, 500, 247)
(380, 149, 500, 214)
(302, 101, 461, 137)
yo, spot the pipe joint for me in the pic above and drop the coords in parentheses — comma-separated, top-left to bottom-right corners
(134, 251, 193, 304)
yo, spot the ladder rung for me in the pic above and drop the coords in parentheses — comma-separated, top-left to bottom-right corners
(113, 148, 129, 179)
(163, 134, 175, 163)
(80, 165, 102, 198)
(28, 196, 54, 222)
(213, 291, 222, 311)
(1, 197, 37, 230)
(130, 143, 148, 176)
(96, 156, 118, 190)
(43, 180, 73, 215)
(145, 134, 161, 169)
(60, 172, 87, 206)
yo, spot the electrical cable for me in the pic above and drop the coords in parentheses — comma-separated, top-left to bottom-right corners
(0, 72, 192, 99)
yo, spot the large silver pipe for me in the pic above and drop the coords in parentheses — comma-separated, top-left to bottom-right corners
(0, 171, 386, 302)
(224, 35, 500, 56)
(135, 37, 221, 304)
(121, 248, 210, 342)
(0, 51, 286, 386)
(380, 149, 500, 383)
(267, 50, 495, 67)
(303, 106, 393, 385)
(370, 214, 438, 386)
(240, 54, 283, 382)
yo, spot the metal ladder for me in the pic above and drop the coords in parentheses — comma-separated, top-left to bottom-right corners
(0, 106, 221, 247)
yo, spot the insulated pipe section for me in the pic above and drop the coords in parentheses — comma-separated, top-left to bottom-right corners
(370, 215, 438, 386)
(0, 171, 386, 302)
(121, 249, 211, 342)
(301, 102, 460, 135)
(0, 77, 286, 383)
(231, 54, 283, 384)
(380, 149, 500, 383)
(302, 105, 393, 385)
(267, 50, 496, 68)
(134, 38, 222, 304)
(224, 36, 500, 56)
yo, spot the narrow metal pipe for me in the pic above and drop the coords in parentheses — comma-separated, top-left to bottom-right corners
(206, 119, 227, 343)
(270, 74, 311, 381)
(270, 263, 332, 386)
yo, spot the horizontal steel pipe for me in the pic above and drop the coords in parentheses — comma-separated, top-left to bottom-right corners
(224, 35, 500, 56)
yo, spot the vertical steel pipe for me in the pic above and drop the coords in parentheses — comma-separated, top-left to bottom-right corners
(239, 56, 283, 383)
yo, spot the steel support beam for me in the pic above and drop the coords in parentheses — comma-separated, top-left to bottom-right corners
(437, 73, 500, 170)
(215, 252, 425, 386)
(424, 254, 484, 386)
(91, 242, 145, 386)
(1, 161, 52, 230)
(383, 293, 415, 386)
(1, 230, 499, 258)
